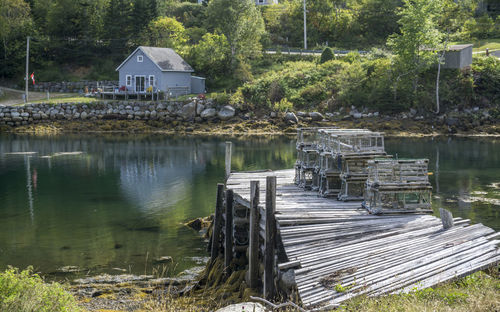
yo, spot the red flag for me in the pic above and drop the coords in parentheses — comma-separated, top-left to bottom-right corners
(30, 72, 35, 85)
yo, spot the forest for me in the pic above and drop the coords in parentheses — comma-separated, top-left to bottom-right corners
(1, 0, 499, 112)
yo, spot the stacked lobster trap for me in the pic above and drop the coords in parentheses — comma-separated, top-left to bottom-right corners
(295, 127, 433, 213)
(295, 128, 389, 200)
(362, 158, 433, 214)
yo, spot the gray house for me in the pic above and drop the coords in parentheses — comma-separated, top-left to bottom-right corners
(116, 46, 205, 96)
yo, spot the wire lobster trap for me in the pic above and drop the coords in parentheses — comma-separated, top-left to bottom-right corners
(318, 151, 342, 197)
(295, 127, 337, 187)
(362, 159, 432, 214)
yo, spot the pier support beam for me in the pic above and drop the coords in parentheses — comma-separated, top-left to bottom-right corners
(264, 176, 277, 299)
(210, 184, 225, 262)
(225, 142, 232, 179)
(248, 180, 260, 288)
(224, 189, 234, 271)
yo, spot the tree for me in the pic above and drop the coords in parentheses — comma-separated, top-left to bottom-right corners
(387, 0, 443, 102)
(189, 32, 231, 79)
(206, 0, 265, 60)
(130, 0, 158, 41)
(143, 16, 188, 51)
(103, 0, 132, 53)
(0, 0, 32, 78)
(320, 47, 334, 63)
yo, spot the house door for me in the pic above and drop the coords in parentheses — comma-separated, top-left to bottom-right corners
(135, 76, 145, 93)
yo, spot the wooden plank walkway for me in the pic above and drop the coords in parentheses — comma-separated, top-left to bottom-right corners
(227, 169, 500, 309)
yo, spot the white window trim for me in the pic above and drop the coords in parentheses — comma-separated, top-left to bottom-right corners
(126, 75, 132, 87)
(134, 75, 146, 93)
(137, 55, 143, 62)
(149, 75, 155, 87)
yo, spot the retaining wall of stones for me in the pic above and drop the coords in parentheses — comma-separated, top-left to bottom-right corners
(30, 81, 118, 93)
(0, 99, 237, 127)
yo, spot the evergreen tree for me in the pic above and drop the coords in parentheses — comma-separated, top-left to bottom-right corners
(320, 47, 334, 63)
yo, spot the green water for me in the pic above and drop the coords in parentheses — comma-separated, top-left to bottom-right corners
(0, 134, 498, 279)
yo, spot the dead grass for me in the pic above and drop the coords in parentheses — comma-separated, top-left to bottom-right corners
(337, 271, 500, 312)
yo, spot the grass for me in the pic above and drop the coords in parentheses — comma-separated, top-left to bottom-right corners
(451, 38, 500, 52)
(0, 86, 94, 106)
(26, 96, 100, 105)
(338, 271, 500, 312)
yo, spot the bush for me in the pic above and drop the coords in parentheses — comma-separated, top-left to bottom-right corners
(320, 47, 334, 64)
(471, 56, 500, 105)
(0, 267, 81, 312)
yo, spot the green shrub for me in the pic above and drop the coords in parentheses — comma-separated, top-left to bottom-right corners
(472, 56, 500, 105)
(0, 267, 81, 312)
(213, 91, 231, 106)
(320, 47, 335, 64)
(273, 98, 293, 112)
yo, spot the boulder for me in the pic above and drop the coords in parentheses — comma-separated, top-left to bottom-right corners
(80, 111, 88, 120)
(218, 105, 235, 120)
(284, 112, 299, 123)
(154, 256, 173, 264)
(297, 111, 308, 117)
(309, 111, 324, 121)
(200, 108, 217, 119)
(353, 113, 362, 119)
(179, 101, 197, 119)
(216, 303, 266, 312)
(196, 103, 205, 116)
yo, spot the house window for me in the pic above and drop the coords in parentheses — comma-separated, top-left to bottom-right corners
(149, 75, 155, 87)
(137, 55, 143, 62)
(126, 75, 132, 87)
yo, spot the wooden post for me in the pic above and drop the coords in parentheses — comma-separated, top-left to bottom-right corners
(440, 208, 454, 229)
(224, 189, 234, 270)
(225, 142, 232, 179)
(248, 180, 260, 288)
(210, 184, 225, 262)
(264, 176, 277, 299)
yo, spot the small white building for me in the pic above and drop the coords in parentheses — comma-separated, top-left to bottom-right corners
(116, 46, 205, 96)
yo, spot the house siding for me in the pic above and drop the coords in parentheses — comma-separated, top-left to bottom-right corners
(118, 49, 192, 94)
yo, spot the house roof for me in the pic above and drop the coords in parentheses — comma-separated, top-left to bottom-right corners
(116, 46, 194, 72)
(421, 44, 473, 52)
(446, 44, 473, 51)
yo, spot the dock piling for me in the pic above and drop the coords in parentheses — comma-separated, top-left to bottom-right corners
(264, 176, 277, 299)
(210, 183, 225, 262)
(224, 189, 234, 271)
(248, 180, 260, 288)
(225, 142, 232, 179)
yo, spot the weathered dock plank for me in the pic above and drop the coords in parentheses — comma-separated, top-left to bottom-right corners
(226, 169, 499, 309)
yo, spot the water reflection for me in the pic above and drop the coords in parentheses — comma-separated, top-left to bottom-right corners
(0, 134, 296, 277)
(0, 134, 497, 279)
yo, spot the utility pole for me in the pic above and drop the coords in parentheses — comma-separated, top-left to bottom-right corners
(303, 0, 307, 50)
(25, 36, 30, 102)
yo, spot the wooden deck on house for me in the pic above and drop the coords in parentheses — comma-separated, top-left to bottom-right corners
(226, 169, 500, 309)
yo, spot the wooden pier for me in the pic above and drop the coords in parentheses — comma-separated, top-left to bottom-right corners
(209, 141, 500, 310)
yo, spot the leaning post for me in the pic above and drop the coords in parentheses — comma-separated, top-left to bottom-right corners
(440, 208, 454, 229)
(210, 183, 225, 263)
(224, 189, 234, 272)
(225, 142, 232, 179)
(248, 180, 260, 288)
(264, 176, 277, 299)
